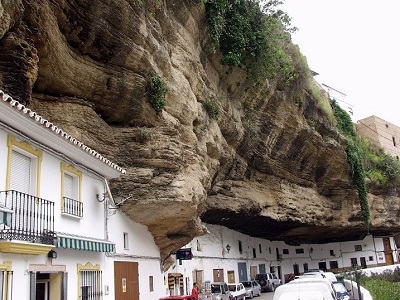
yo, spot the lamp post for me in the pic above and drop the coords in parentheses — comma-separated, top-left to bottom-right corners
(355, 270, 362, 300)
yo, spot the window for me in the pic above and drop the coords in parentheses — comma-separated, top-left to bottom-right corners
(0, 261, 12, 300)
(78, 263, 102, 300)
(369, 256, 374, 261)
(259, 244, 262, 253)
(354, 245, 362, 251)
(149, 276, 154, 292)
(253, 248, 256, 258)
(238, 241, 242, 254)
(330, 250, 335, 256)
(350, 258, 358, 267)
(123, 232, 129, 250)
(61, 163, 82, 217)
(7, 136, 42, 195)
(283, 249, 289, 254)
(393, 137, 397, 147)
(303, 263, 308, 272)
(329, 261, 338, 269)
(295, 248, 304, 254)
(197, 240, 202, 251)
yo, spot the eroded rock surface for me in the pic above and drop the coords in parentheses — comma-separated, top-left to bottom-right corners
(1, 0, 399, 265)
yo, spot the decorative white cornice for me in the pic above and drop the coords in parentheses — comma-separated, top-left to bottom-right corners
(0, 90, 126, 176)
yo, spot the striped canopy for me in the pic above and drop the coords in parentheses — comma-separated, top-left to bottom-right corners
(55, 231, 115, 252)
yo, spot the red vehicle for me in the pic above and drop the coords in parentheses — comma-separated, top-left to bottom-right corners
(159, 296, 196, 300)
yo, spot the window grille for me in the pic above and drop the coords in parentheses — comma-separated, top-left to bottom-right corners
(0, 270, 13, 300)
(80, 269, 102, 300)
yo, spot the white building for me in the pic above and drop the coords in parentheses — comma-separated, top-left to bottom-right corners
(0, 90, 165, 300)
(165, 224, 398, 296)
(2, 89, 397, 300)
(320, 83, 354, 120)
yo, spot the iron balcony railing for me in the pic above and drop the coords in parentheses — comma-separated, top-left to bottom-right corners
(0, 190, 55, 245)
(62, 197, 83, 217)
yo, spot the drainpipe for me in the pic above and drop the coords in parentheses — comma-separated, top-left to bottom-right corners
(103, 178, 116, 241)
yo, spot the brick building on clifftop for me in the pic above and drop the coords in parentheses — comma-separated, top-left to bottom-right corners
(356, 116, 400, 160)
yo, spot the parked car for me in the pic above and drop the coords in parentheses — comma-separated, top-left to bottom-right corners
(295, 271, 337, 282)
(159, 296, 197, 300)
(255, 273, 281, 292)
(210, 282, 232, 300)
(273, 277, 338, 300)
(240, 280, 262, 298)
(227, 283, 246, 300)
(332, 281, 352, 300)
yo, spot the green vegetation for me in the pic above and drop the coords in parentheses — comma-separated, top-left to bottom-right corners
(359, 267, 400, 300)
(307, 80, 335, 123)
(204, 0, 304, 86)
(146, 74, 168, 112)
(203, 98, 220, 119)
(330, 99, 369, 227)
(360, 138, 400, 187)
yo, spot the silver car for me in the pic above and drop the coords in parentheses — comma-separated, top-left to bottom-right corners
(210, 282, 232, 300)
(240, 280, 262, 298)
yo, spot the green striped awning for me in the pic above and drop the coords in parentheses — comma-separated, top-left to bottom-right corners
(55, 231, 115, 253)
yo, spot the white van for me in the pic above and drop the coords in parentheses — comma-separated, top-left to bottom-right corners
(273, 278, 338, 300)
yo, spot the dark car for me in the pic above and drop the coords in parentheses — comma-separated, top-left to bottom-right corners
(159, 296, 196, 300)
(255, 273, 281, 292)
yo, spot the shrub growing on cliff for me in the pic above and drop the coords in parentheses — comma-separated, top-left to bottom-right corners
(360, 138, 400, 187)
(330, 99, 370, 227)
(146, 74, 168, 112)
(203, 98, 220, 119)
(204, 0, 301, 86)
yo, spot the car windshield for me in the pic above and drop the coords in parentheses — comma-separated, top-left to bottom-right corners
(211, 285, 221, 293)
(333, 283, 347, 293)
(241, 282, 252, 288)
(228, 285, 237, 292)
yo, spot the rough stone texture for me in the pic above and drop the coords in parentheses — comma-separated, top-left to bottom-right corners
(1, 0, 399, 266)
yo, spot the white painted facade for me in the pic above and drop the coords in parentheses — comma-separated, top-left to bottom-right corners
(0, 90, 165, 300)
(2, 90, 399, 300)
(165, 224, 399, 296)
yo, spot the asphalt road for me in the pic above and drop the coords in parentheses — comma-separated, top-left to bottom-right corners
(257, 291, 274, 300)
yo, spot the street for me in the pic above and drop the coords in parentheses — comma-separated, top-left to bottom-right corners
(257, 291, 274, 300)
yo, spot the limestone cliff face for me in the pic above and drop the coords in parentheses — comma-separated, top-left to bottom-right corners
(1, 0, 399, 265)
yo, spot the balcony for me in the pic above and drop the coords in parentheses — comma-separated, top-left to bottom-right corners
(0, 190, 56, 254)
(62, 197, 83, 218)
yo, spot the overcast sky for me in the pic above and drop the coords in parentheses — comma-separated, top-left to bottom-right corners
(280, 0, 400, 126)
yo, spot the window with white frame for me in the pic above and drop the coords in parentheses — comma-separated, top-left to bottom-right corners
(78, 263, 102, 300)
(7, 136, 42, 196)
(61, 163, 82, 217)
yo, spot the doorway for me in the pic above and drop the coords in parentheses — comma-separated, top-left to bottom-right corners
(383, 237, 394, 265)
(114, 261, 139, 300)
(237, 263, 248, 282)
(318, 262, 327, 272)
(213, 269, 224, 282)
(36, 279, 49, 300)
(360, 257, 367, 268)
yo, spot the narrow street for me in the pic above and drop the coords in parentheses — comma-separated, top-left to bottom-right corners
(257, 291, 274, 300)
